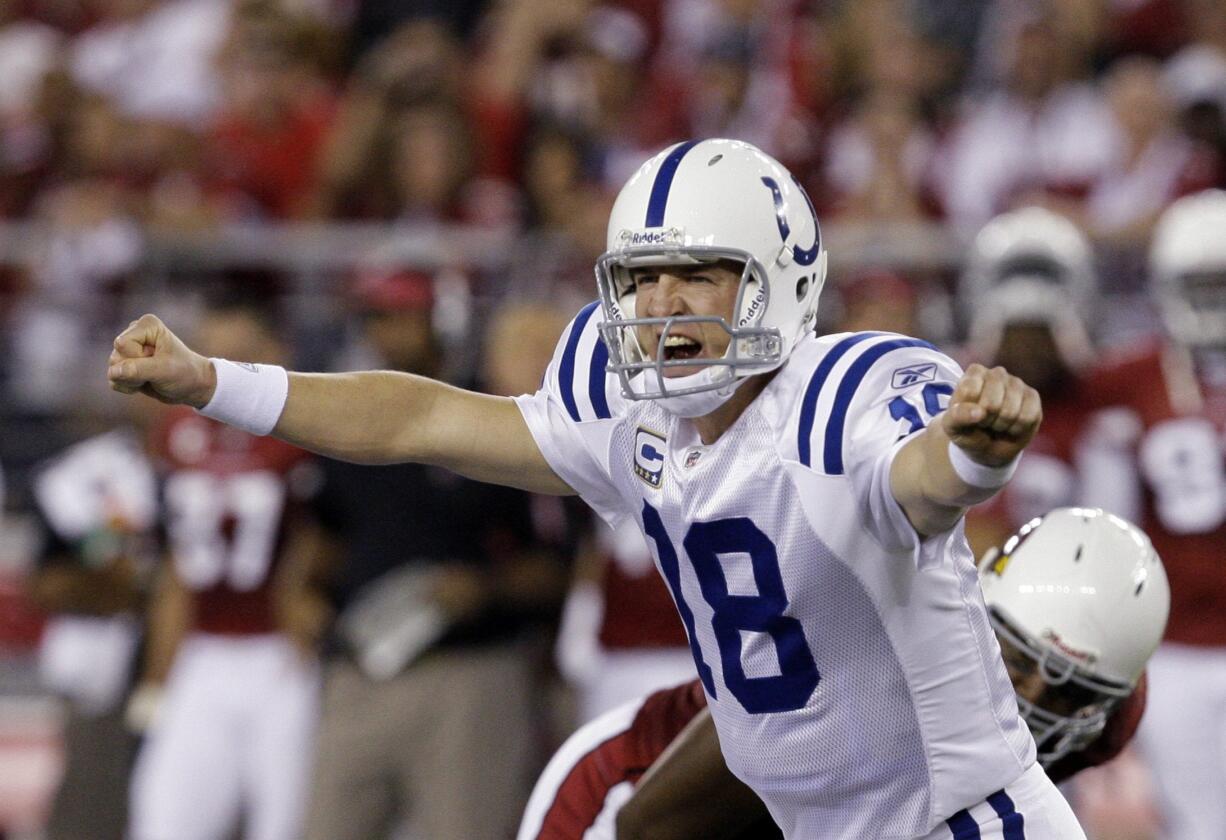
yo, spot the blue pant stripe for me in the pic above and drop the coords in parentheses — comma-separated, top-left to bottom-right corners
(987, 789, 1025, 840)
(946, 808, 981, 840)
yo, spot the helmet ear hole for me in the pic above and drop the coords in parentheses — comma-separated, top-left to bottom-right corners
(795, 276, 810, 302)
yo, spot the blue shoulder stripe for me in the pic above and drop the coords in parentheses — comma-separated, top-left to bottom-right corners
(559, 301, 611, 423)
(797, 333, 885, 468)
(822, 337, 936, 474)
(645, 140, 699, 227)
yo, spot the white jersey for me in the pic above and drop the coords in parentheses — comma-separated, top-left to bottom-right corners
(515, 304, 1037, 839)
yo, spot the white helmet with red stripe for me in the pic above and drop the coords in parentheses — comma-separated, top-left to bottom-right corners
(962, 207, 1097, 369)
(596, 139, 828, 417)
(978, 507, 1169, 765)
(1150, 189, 1226, 347)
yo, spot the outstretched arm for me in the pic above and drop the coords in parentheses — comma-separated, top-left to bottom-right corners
(107, 314, 574, 495)
(890, 363, 1041, 537)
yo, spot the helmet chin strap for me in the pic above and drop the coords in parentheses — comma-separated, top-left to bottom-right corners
(628, 365, 746, 418)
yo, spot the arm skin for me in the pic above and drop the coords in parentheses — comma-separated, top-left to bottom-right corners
(890, 363, 1042, 537)
(107, 314, 574, 496)
(615, 709, 777, 840)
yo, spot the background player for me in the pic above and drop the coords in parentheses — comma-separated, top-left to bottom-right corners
(126, 293, 320, 840)
(517, 507, 1169, 840)
(1081, 188, 1226, 840)
(957, 207, 1102, 555)
(107, 139, 1067, 839)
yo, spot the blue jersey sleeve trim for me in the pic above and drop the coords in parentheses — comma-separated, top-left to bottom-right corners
(588, 331, 611, 419)
(559, 301, 601, 422)
(797, 332, 884, 467)
(823, 338, 937, 474)
(645, 140, 699, 227)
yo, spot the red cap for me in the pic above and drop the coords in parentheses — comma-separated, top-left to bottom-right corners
(352, 269, 435, 311)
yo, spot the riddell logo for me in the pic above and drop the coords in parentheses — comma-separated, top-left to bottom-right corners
(739, 288, 766, 326)
(619, 228, 685, 247)
(1042, 630, 1096, 666)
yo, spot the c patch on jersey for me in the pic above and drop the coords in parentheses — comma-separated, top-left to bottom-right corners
(891, 363, 937, 389)
(633, 426, 667, 488)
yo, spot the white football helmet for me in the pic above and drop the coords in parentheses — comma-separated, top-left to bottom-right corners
(596, 139, 828, 417)
(962, 207, 1096, 368)
(1150, 189, 1226, 347)
(978, 508, 1169, 766)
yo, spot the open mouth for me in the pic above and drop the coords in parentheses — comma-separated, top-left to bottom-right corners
(661, 334, 704, 362)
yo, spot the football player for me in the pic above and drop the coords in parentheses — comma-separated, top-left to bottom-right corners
(1080, 189, 1226, 840)
(957, 208, 1102, 556)
(516, 508, 1168, 840)
(107, 139, 1071, 838)
(126, 294, 320, 840)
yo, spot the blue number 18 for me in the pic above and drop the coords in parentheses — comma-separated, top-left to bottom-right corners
(642, 502, 820, 714)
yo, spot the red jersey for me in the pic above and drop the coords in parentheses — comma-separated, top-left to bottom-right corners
(154, 408, 312, 635)
(526, 680, 708, 840)
(1084, 343, 1226, 646)
(593, 518, 688, 652)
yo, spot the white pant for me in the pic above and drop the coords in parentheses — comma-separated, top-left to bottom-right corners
(129, 634, 320, 840)
(1135, 643, 1226, 840)
(922, 762, 1085, 840)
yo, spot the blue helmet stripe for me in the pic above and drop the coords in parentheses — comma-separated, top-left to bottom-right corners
(588, 331, 611, 419)
(823, 338, 937, 475)
(797, 332, 885, 468)
(987, 790, 1025, 840)
(945, 808, 981, 840)
(645, 140, 700, 227)
(559, 301, 601, 422)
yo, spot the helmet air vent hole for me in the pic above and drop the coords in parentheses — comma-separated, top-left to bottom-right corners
(1073, 545, 1083, 562)
(1135, 582, 1144, 596)
(708, 154, 723, 166)
(796, 276, 810, 302)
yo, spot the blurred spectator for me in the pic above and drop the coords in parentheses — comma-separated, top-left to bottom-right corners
(0, 2, 63, 216)
(301, 271, 569, 840)
(68, 0, 230, 127)
(830, 268, 925, 337)
(126, 292, 321, 840)
(497, 123, 613, 308)
(939, 5, 1117, 231)
(310, 20, 504, 222)
(27, 406, 160, 840)
(204, 1, 338, 220)
(823, 91, 939, 222)
(1084, 56, 1217, 246)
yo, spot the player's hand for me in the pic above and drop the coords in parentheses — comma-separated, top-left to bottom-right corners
(941, 363, 1041, 467)
(107, 314, 216, 407)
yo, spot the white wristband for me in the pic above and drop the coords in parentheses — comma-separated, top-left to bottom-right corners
(947, 441, 1019, 489)
(197, 358, 289, 436)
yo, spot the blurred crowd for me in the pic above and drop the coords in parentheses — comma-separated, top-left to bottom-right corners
(3, 0, 1226, 838)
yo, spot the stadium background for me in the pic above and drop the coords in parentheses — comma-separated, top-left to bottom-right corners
(0, 0, 1223, 837)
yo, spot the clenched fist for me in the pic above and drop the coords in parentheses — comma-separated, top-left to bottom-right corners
(941, 363, 1042, 467)
(107, 314, 216, 407)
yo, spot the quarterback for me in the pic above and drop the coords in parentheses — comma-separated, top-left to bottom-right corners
(108, 139, 1074, 838)
(517, 507, 1169, 840)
